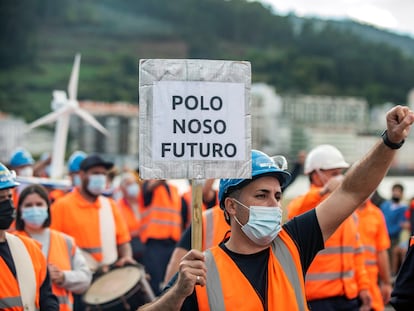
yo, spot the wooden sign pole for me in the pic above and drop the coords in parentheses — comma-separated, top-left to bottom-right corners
(191, 179, 204, 251)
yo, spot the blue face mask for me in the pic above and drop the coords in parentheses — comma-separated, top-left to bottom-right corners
(126, 183, 140, 198)
(21, 206, 48, 229)
(233, 198, 282, 246)
(87, 174, 107, 196)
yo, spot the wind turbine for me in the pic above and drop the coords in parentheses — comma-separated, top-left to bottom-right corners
(29, 53, 109, 179)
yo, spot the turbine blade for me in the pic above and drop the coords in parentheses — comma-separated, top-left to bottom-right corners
(28, 107, 72, 129)
(68, 53, 81, 101)
(74, 108, 109, 136)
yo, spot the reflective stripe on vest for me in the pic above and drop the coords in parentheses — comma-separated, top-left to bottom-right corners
(306, 270, 354, 281)
(204, 235, 306, 311)
(138, 185, 182, 242)
(62, 234, 75, 269)
(0, 296, 23, 308)
(0, 297, 40, 310)
(99, 196, 117, 265)
(48, 230, 75, 311)
(365, 259, 378, 266)
(6, 233, 37, 311)
(272, 236, 306, 311)
(56, 295, 72, 306)
(317, 245, 356, 255)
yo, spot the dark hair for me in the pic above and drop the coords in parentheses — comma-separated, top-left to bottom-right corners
(15, 184, 51, 230)
(392, 183, 404, 192)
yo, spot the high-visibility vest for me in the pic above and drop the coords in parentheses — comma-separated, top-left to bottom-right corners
(0, 234, 46, 311)
(17, 230, 75, 311)
(287, 185, 324, 220)
(117, 197, 142, 238)
(138, 184, 182, 243)
(195, 230, 308, 311)
(287, 185, 369, 300)
(356, 200, 391, 311)
(304, 215, 368, 300)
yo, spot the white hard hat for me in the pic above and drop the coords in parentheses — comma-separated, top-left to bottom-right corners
(304, 144, 350, 175)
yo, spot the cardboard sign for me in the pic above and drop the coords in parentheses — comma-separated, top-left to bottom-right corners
(139, 59, 251, 179)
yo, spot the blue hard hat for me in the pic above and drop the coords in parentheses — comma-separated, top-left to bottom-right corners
(0, 162, 19, 190)
(9, 148, 34, 168)
(68, 151, 87, 173)
(218, 150, 291, 209)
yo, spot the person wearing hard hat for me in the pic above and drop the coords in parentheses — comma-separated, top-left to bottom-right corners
(162, 153, 305, 285)
(67, 150, 87, 188)
(8, 147, 35, 178)
(0, 162, 59, 310)
(8, 147, 36, 206)
(138, 105, 414, 311)
(287, 144, 372, 311)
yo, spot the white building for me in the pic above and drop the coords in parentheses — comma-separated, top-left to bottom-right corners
(70, 101, 139, 169)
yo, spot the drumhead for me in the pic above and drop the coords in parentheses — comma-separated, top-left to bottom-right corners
(83, 266, 142, 305)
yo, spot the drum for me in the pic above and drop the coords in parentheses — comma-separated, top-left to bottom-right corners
(83, 265, 155, 310)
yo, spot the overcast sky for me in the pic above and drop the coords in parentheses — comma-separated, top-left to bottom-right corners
(258, 0, 414, 38)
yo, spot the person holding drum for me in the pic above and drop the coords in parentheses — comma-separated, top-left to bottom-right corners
(0, 162, 59, 310)
(50, 154, 135, 311)
(138, 105, 414, 311)
(15, 184, 92, 311)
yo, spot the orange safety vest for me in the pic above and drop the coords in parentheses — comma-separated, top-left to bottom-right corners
(356, 200, 391, 311)
(287, 185, 369, 301)
(17, 230, 75, 311)
(287, 185, 323, 220)
(138, 184, 182, 243)
(411, 236, 414, 247)
(116, 197, 143, 238)
(202, 205, 230, 250)
(0, 235, 46, 311)
(305, 217, 368, 300)
(195, 230, 308, 311)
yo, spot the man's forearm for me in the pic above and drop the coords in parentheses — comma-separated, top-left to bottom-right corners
(138, 284, 186, 311)
(118, 242, 133, 259)
(377, 249, 392, 285)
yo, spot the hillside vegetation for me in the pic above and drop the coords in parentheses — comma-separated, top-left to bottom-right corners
(1, 0, 414, 122)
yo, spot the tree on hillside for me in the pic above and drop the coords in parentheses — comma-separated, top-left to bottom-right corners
(0, 1, 39, 69)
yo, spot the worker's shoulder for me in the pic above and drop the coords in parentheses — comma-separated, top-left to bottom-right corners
(14, 233, 43, 253)
(51, 188, 79, 206)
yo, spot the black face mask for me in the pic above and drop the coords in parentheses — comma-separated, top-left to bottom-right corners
(0, 199, 16, 230)
(392, 196, 401, 203)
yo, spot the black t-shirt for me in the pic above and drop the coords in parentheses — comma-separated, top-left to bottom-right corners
(391, 240, 414, 310)
(0, 240, 59, 310)
(165, 209, 324, 311)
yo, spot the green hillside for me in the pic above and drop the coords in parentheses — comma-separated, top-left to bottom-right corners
(1, 0, 414, 122)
